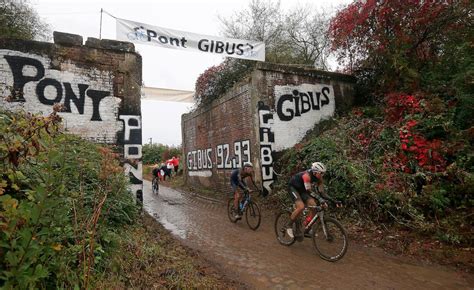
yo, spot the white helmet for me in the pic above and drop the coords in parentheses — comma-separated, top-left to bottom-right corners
(311, 162, 326, 173)
(243, 162, 253, 168)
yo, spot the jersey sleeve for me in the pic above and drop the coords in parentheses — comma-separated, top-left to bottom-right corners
(302, 172, 312, 191)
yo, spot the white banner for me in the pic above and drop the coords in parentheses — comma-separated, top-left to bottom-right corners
(116, 18, 265, 61)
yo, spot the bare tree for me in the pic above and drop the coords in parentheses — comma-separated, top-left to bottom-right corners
(219, 0, 286, 63)
(0, 0, 51, 41)
(219, 0, 332, 68)
(283, 6, 331, 69)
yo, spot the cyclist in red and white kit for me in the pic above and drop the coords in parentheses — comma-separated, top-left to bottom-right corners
(286, 162, 340, 239)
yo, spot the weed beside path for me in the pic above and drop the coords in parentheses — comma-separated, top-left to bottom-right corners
(97, 213, 245, 289)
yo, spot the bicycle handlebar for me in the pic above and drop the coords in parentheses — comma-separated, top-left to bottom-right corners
(308, 192, 342, 207)
(244, 188, 263, 195)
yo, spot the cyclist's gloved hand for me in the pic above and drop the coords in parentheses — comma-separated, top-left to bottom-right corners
(335, 200, 343, 208)
(318, 197, 328, 208)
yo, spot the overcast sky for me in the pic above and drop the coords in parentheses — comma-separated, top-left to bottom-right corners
(33, 0, 351, 146)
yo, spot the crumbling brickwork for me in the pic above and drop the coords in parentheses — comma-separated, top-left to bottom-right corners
(182, 62, 356, 196)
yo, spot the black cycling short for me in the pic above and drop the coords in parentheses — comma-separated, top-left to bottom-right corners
(288, 185, 313, 203)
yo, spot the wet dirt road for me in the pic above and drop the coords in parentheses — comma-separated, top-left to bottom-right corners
(143, 181, 473, 289)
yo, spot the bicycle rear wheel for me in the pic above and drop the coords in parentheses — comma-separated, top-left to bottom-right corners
(274, 211, 296, 246)
(227, 198, 238, 223)
(311, 217, 348, 262)
(245, 201, 261, 230)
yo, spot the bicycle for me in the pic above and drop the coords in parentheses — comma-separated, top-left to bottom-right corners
(152, 176, 159, 195)
(227, 190, 261, 230)
(274, 201, 348, 262)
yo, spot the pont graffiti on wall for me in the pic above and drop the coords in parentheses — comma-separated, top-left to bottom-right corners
(258, 101, 275, 196)
(0, 49, 142, 202)
(0, 50, 122, 143)
(120, 115, 143, 202)
(186, 140, 251, 177)
(273, 84, 335, 151)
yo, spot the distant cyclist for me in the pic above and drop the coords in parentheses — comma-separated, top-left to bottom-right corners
(230, 162, 257, 220)
(286, 162, 341, 239)
(151, 164, 161, 179)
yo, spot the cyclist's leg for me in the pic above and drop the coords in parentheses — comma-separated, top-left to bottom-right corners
(306, 196, 317, 216)
(287, 186, 304, 238)
(304, 196, 317, 236)
(294, 191, 312, 237)
(289, 186, 305, 221)
(231, 183, 242, 218)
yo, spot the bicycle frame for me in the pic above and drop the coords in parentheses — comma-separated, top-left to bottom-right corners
(303, 206, 328, 238)
(239, 192, 251, 212)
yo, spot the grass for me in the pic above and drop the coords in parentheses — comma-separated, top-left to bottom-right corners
(96, 213, 242, 289)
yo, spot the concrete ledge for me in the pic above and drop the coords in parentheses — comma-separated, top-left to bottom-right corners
(85, 37, 135, 52)
(256, 62, 356, 83)
(53, 31, 83, 46)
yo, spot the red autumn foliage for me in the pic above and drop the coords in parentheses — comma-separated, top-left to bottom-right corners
(398, 122, 446, 173)
(329, 0, 471, 91)
(382, 93, 447, 173)
(194, 63, 225, 103)
(385, 94, 422, 123)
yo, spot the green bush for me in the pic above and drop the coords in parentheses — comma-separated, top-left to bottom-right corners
(274, 105, 473, 245)
(0, 109, 139, 288)
(194, 59, 255, 106)
(142, 143, 181, 165)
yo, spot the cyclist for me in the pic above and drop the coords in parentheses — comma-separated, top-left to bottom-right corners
(151, 164, 161, 180)
(230, 162, 257, 220)
(286, 162, 340, 239)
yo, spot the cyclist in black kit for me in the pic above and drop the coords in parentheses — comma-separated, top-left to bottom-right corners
(230, 162, 257, 220)
(286, 162, 341, 239)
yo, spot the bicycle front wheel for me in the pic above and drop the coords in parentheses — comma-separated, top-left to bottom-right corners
(245, 201, 261, 230)
(311, 217, 348, 262)
(274, 211, 296, 246)
(152, 178, 159, 195)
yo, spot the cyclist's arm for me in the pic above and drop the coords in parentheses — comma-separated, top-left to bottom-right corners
(238, 175, 248, 190)
(302, 172, 311, 191)
(246, 175, 259, 191)
(313, 184, 340, 205)
(239, 180, 248, 190)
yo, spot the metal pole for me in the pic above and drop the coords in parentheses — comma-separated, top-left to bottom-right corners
(99, 8, 103, 39)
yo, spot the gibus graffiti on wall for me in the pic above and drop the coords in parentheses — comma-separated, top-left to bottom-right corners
(186, 140, 251, 177)
(273, 84, 335, 151)
(258, 101, 275, 196)
(187, 147, 213, 177)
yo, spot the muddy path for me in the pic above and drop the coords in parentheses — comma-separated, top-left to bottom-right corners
(143, 181, 473, 289)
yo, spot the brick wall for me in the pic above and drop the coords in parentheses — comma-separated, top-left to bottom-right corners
(182, 82, 254, 196)
(0, 32, 143, 202)
(182, 62, 356, 196)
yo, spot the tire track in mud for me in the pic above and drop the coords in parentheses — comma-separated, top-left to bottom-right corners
(143, 181, 473, 289)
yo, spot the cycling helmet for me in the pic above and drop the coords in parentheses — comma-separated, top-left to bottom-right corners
(243, 162, 253, 168)
(311, 162, 326, 173)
